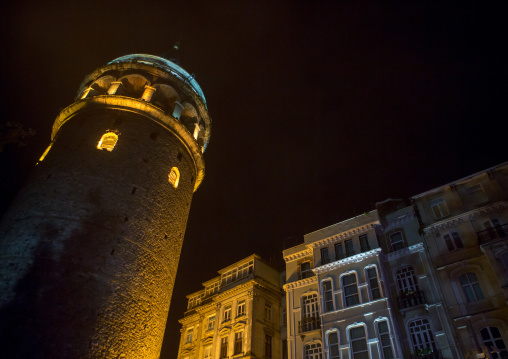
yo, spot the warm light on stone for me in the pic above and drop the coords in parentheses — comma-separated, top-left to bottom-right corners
(97, 131, 119, 151)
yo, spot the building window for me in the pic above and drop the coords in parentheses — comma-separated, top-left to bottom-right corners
(484, 218, 506, 240)
(408, 318, 437, 352)
(220, 337, 228, 358)
(205, 281, 220, 297)
(395, 266, 419, 295)
(207, 314, 216, 331)
(97, 131, 119, 151)
(321, 247, 330, 265)
(300, 262, 313, 279)
(466, 184, 487, 204)
(223, 306, 232, 321)
(480, 327, 508, 359)
(237, 300, 246, 317)
(429, 198, 449, 219)
(322, 280, 334, 312)
(265, 334, 272, 358)
(328, 332, 340, 359)
(459, 272, 485, 302)
(237, 260, 254, 279)
(185, 328, 193, 344)
(234, 332, 243, 355)
(302, 293, 319, 318)
(282, 308, 287, 327)
(377, 320, 394, 359)
(169, 167, 180, 188)
(366, 266, 382, 300)
(342, 273, 360, 307)
(264, 303, 272, 321)
(443, 232, 463, 251)
(349, 326, 368, 359)
(360, 235, 370, 252)
(188, 293, 204, 310)
(304, 343, 322, 359)
(204, 345, 212, 359)
(389, 232, 405, 251)
(345, 239, 355, 257)
(221, 268, 238, 287)
(335, 242, 344, 260)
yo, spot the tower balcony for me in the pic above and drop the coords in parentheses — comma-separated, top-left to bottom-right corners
(477, 224, 508, 245)
(298, 316, 321, 334)
(398, 290, 426, 310)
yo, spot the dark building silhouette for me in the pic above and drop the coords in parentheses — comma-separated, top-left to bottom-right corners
(0, 54, 211, 358)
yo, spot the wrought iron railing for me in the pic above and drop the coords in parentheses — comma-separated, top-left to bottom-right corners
(298, 316, 321, 334)
(413, 349, 442, 359)
(398, 290, 426, 309)
(477, 224, 508, 244)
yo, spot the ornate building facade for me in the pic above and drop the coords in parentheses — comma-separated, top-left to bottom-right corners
(0, 54, 210, 358)
(177, 255, 284, 359)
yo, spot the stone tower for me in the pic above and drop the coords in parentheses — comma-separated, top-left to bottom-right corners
(0, 54, 211, 358)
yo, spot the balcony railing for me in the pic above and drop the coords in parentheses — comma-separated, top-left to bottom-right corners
(298, 316, 321, 334)
(413, 349, 442, 359)
(477, 224, 508, 245)
(398, 290, 426, 309)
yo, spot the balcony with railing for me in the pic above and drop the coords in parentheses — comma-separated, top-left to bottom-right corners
(398, 290, 426, 310)
(298, 316, 321, 334)
(477, 224, 508, 245)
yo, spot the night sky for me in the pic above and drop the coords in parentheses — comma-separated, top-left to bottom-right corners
(1, 2, 506, 358)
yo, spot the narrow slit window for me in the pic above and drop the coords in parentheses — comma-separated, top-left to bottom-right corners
(97, 132, 119, 151)
(169, 167, 180, 188)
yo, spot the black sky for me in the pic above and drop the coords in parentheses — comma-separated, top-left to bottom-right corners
(1, 1, 507, 358)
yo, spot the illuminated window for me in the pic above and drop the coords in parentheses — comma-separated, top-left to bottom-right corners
(220, 337, 228, 358)
(389, 232, 405, 251)
(168, 167, 180, 188)
(97, 132, 119, 151)
(237, 300, 246, 317)
(342, 273, 360, 307)
(429, 198, 449, 219)
(234, 332, 243, 355)
(443, 232, 463, 251)
(322, 280, 334, 312)
(349, 326, 368, 359)
(304, 343, 322, 359)
(459, 272, 484, 302)
(185, 328, 193, 344)
(206, 314, 215, 331)
(223, 306, 231, 321)
(366, 266, 382, 300)
(377, 320, 394, 359)
(204, 345, 212, 359)
(328, 332, 340, 359)
(408, 319, 437, 352)
(480, 327, 508, 359)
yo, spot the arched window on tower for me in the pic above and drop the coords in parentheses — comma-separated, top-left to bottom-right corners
(97, 132, 119, 151)
(169, 167, 180, 188)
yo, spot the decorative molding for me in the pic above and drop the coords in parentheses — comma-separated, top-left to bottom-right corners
(284, 248, 312, 263)
(424, 201, 507, 234)
(386, 243, 424, 260)
(313, 248, 383, 274)
(283, 276, 317, 291)
(386, 212, 416, 229)
(309, 222, 379, 249)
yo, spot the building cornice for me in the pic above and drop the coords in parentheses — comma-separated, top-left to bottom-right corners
(283, 248, 312, 263)
(313, 248, 382, 274)
(283, 276, 317, 291)
(385, 212, 416, 229)
(386, 243, 424, 261)
(423, 201, 507, 234)
(309, 222, 379, 249)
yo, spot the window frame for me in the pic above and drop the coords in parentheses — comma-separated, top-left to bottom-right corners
(304, 342, 322, 359)
(348, 325, 369, 359)
(220, 337, 228, 358)
(395, 266, 419, 294)
(185, 327, 193, 344)
(264, 303, 272, 321)
(334, 242, 345, 260)
(265, 334, 272, 358)
(359, 234, 370, 252)
(341, 272, 360, 307)
(206, 314, 216, 331)
(322, 279, 334, 312)
(443, 231, 464, 251)
(234, 331, 243, 355)
(300, 261, 313, 279)
(459, 272, 485, 302)
(480, 326, 508, 359)
(429, 197, 449, 219)
(327, 331, 340, 359)
(237, 300, 246, 317)
(204, 345, 212, 359)
(321, 247, 330, 265)
(223, 305, 232, 322)
(389, 232, 405, 252)
(365, 265, 382, 301)
(408, 318, 437, 352)
(375, 319, 395, 359)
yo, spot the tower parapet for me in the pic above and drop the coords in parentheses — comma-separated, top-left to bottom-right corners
(0, 54, 211, 358)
